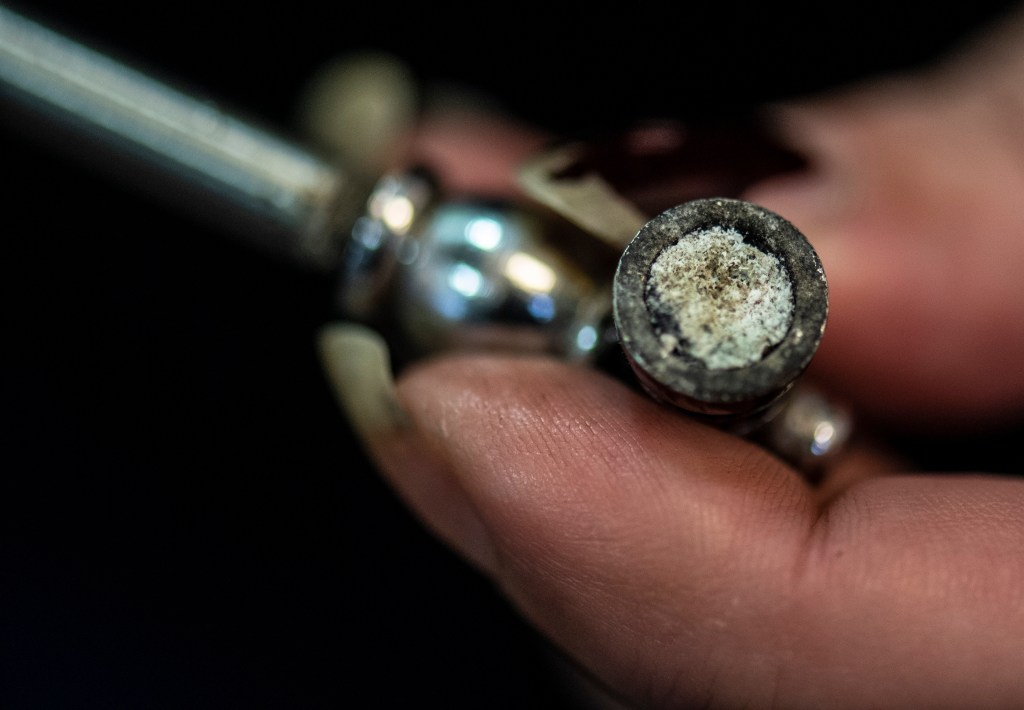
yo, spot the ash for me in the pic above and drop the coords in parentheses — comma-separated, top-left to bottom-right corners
(645, 226, 793, 369)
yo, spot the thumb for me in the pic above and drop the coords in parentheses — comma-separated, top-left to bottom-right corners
(321, 325, 815, 706)
(319, 327, 1024, 709)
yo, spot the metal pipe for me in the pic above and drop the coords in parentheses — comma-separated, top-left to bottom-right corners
(0, 5, 365, 269)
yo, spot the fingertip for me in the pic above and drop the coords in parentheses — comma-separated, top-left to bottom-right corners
(392, 356, 820, 696)
(317, 325, 499, 572)
(317, 323, 406, 441)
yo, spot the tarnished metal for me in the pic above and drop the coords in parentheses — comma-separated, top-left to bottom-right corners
(614, 198, 828, 423)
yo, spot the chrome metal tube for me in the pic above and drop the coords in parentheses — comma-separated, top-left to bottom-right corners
(0, 5, 364, 269)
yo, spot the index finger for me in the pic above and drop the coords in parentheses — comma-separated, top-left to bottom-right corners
(322, 346, 1024, 708)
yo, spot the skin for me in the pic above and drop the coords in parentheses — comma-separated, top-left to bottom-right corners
(322, 12, 1024, 708)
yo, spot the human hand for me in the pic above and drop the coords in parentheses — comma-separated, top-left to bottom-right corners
(319, 13, 1024, 709)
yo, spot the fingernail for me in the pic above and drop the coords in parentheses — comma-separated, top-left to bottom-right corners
(317, 324, 499, 572)
(317, 323, 408, 440)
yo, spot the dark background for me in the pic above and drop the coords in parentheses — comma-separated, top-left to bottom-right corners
(3, 2, 1021, 708)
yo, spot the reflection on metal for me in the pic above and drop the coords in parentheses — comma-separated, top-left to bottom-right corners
(464, 217, 504, 251)
(448, 263, 486, 298)
(761, 386, 853, 473)
(335, 172, 435, 319)
(504, 252, 558, 293)
(386, 199, 609, 359)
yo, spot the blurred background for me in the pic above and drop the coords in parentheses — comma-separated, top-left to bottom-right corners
(2, 1, 1020, 707)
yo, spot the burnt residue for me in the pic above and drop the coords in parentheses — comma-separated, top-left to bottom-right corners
(613, 198, 827, 417)
(641, 225, 794, 370)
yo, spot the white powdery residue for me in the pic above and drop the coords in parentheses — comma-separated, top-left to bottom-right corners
(646, 227, 793, 369)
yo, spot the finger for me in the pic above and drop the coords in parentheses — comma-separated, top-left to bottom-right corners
(409, 105, 551, 198)
(744, 73, 1024, 426)
(322, 349, 1024, 708)
(317, 324, 499, 570)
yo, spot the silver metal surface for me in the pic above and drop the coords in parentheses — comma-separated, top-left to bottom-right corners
(760, 386, 853, 472)
(0, 5, 364, 269)
(393, 198, 611, 360)
(0, 5, 851, 473)
(336, 172, 437, 320)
